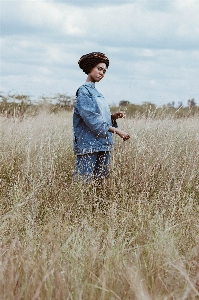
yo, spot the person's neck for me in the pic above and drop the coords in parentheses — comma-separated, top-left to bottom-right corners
(86, 75, 95, 83)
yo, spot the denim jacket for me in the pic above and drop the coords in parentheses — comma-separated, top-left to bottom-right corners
(73, 82, 117, 155)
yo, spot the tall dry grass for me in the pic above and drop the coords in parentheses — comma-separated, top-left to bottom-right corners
(0, 112, 199, 300)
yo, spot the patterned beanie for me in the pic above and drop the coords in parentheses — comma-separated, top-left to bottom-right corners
(78, 52, 109, 75)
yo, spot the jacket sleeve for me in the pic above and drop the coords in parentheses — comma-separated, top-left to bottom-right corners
(76, 88, 110, 138)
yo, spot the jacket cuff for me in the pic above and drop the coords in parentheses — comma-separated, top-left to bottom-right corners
(111, 115, 118, 128)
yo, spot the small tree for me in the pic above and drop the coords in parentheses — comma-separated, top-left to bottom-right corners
(119, 100, 130, 106)
(177, 101, 183, 108)
(167, 101, 175, 108)
(188, 98, 196, 107)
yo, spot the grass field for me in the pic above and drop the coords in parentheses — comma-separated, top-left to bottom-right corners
(0, 112, 199, 299)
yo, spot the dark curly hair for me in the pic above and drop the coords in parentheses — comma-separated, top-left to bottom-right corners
(78, 52, 109, 75)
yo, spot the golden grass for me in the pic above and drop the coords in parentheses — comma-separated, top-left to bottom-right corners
(0, 113, 199, 299)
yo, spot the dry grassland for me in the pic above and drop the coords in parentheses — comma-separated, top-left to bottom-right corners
(0, 112, 199, 299)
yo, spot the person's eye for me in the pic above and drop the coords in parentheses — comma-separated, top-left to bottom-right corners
(98, 67, 106, 74)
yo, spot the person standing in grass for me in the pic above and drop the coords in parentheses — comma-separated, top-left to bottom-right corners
(73, 52, 130, 181)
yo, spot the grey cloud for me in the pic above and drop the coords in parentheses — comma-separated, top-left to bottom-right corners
(53, 0, 133, 7)
(2, 1, 199, 51)
(2, 36, 78, 72)
(1, 3, 47, 37)
(1, 0, 199, 106)
(99, 35, 199, 51)
(143, 0, 174, 12)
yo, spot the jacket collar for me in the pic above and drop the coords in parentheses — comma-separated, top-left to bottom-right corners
(84, 82, 95, 88)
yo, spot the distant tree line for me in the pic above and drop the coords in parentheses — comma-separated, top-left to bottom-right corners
(0, 92, 76, 119)
(0, 92, 198, 119)
(114, 98, 199, 118)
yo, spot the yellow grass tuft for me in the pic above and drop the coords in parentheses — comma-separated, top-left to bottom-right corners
(0, 113, 199, 299)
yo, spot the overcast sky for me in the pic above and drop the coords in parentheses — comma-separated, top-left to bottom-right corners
(1, 0, 199, 106)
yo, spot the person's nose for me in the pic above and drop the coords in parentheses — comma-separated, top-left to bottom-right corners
(99, 69, 104, 76)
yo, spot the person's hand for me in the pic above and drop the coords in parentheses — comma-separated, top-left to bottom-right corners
(115, 129, 130, 141)
(112, 111, 125, 120)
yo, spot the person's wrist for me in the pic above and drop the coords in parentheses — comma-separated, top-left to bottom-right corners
(111, 114, 116, 120)
(114, 128, 119, 135)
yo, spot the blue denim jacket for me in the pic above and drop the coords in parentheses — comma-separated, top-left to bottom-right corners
(73, 82, 117, 155)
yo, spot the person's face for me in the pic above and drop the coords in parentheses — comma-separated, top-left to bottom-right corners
(87, 62, 107, 82)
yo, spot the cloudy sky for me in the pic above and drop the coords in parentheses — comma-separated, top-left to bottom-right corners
(1, 0, 199, 106)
